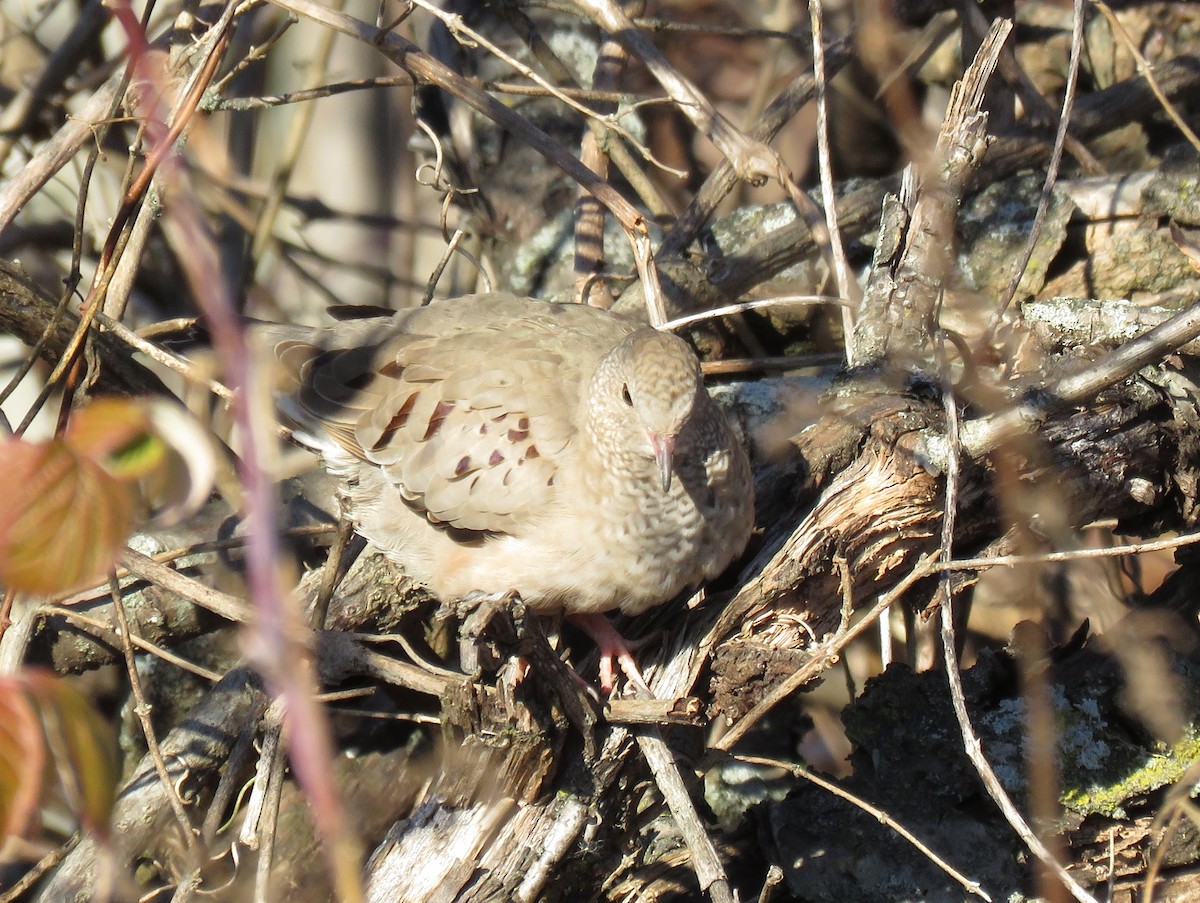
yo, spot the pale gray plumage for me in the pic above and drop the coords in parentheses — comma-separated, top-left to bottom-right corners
(273, 293, 754, 618)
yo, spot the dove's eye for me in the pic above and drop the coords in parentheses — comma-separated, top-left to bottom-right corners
(621, 384, 633, 406)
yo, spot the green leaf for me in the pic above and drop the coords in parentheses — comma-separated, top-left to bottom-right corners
(65, 396, 165, 482)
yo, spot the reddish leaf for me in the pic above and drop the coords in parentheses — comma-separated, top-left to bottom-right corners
(0, 671, 117, 846)
(0, 397, 216, 594)
(0, 681, 46, 842)
(0, 437, 136, 594)
(19, 670, 117, 838)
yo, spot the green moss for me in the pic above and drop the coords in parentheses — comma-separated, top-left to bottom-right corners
(1061, 729, 1200, 818)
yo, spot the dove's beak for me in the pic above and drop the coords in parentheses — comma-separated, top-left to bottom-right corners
(649, 431, 676, 492)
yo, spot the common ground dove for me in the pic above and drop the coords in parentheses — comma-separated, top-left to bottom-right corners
(272, 293, 753, 688)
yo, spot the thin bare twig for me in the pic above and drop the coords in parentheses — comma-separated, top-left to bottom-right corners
(1090, 0, 1200, 155)
(422, 228, 469, 302)
(264, 0, 647, 238)
(108, 575, 200, 858)
(660, 37, 854, 258)
(415, 0, 682, 179)
(94, 312, 233, 400)
(942, 528, 1200, 570)
(485, 81, 666, 106)
(120, 548, 253, 623)
(993, 0, 1085, 321)
(570, 4, 634, 306)
(712, 553, 942, 755)
(252, 709, 288, 903)
(249, 0, 348, 267)
(572, 0, 778, 184)
(0, 837, 79, 903)
(209, 74, 415, 110)
(736, 753, 992, 901)
(40, 604, 223, 682)
(699, 353, 843, 376)
(407, 117, 492, 298)
(661, 294, 846, 331)
(808, 0, 859, 363)
(206, 8, 294, 98)
(936, 363, 1100, 903)
(935, 297, 1200, 462)
(636, 729, 735, 903)
(309, 517, 356, 631)
(756, 865, 784, 903)
(632, 15, 805, 40)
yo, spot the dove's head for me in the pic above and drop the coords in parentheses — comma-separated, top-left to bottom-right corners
(595, 328, 703, 492)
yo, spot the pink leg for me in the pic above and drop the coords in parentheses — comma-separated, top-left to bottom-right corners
(568, 613, 652, 697)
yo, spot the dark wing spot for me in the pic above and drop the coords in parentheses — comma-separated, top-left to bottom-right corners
(378, 360, 405, 379)
(489, 449, 504, 466)
(370, 393, 417, 451)
(423, 400, 455, 441)
(507, 428, 529, 442)
(455, 456, 472, 476)
(524, 445, 540, 461)
(518, 417, 530, 431)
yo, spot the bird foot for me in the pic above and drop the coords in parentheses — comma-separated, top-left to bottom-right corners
(568, 613, 653, 697)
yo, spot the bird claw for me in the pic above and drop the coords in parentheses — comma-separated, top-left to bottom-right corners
(598, 650, 652, 698)
(570, 612, 653, 698)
